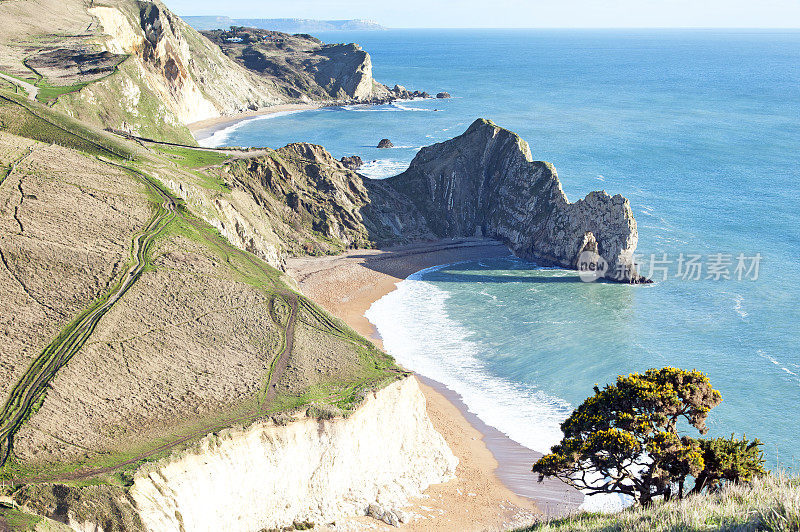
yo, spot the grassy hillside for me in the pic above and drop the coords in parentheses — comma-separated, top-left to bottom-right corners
(0, 87, 402, 522)
(0, 91, 134, 158)
(516, 474, 800, 532)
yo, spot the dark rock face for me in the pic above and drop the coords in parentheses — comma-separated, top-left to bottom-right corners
(377, 139, 393, 149)
(204, 28, 376, 100)
(25, 49, 127, 85)
(436, 92, 451, 99)
(340, 155, 363, 170)
(388, 84, 429, 101)
(376, 119, 645, 282)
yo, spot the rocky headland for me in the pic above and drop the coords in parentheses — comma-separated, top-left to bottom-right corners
(211, 119, 644, 282)
(377, 119, 644, 282)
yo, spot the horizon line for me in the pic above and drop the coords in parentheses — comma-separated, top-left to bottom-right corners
(180, 19, 800, 31)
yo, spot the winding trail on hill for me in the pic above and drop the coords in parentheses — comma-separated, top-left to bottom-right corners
(0, 74, 38, 101)
(0, 165, 177, 469)
(26, 288, 301, 484)
(265, 292, 298, 403)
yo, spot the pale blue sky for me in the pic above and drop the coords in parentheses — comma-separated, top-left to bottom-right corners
(163, 0, 800, 28)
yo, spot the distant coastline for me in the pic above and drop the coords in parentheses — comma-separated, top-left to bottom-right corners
(183, 16, 386, 33)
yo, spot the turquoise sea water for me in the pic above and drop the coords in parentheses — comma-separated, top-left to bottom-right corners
(207, 30, 800, 472)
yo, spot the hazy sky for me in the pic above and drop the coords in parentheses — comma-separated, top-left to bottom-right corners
(162, 0, 800, 28)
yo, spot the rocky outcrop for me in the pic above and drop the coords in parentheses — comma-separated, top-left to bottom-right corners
(377, 138, 394, 148)
(203, 28, 418, 103)
(378, 119, 644, 281)
(436, 92, 451, 99)
(340, 155, 364, 170)
(216, 119, 644, 281)
(129, 377, 456, 532)
(388, 84, 430, 100)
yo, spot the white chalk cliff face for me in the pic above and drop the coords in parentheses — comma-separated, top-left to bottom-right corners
(88, 0, 282, 125)
(130, 377, 457, 532)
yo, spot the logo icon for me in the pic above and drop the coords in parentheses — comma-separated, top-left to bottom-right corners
(577, 250, 608, 283)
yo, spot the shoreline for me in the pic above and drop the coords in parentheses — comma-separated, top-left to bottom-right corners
(188, 96, 437, 145)
(286, 239, 582, 530)
(188, 103, 323, 143)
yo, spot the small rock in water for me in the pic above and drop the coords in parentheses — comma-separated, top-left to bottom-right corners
(377, 139, 394, 149)
(436, 92, 451, 99)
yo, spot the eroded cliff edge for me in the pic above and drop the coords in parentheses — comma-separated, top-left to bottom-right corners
(17, 378, 456, 532)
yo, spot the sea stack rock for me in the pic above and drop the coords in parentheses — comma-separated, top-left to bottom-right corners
(436, 92, 451, 99)
(379, 119, 646, 282)
(340, 155, 364, 170)
(388, 85, 428, 100)
(377, 139, 394, 149)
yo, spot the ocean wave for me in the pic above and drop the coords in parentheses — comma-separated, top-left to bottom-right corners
(340, 100, 433, 113)
(734, 294, 748, 319)
(198, 109, 314, 148)
(366, 262, 636, 513)
(757, 350, 800, 387)
(359, 159, 410, 179)
(365, 263, 571, 453)
(391, 102, 433, 112)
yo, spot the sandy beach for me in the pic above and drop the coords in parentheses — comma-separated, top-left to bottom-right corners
(286, 239, 582, 531)
(188, 103, 322, 143)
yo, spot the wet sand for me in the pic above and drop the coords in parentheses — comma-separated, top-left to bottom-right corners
(286, 239, 582, 531)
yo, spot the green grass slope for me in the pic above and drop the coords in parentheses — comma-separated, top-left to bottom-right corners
(0, 90, 134, 158)
(0, 96, 401, 510)
(516, 475, 800, 532)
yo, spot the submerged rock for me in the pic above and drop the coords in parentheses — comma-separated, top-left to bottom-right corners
(377, 139, 394, 149)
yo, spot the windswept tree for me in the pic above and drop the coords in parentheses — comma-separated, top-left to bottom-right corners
(533, 367, 723, 504)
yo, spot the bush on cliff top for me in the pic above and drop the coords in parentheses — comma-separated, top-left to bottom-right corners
(533, 367, 766, 505)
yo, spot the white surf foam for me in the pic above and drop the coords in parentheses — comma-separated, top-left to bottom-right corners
(391, 102, 433, 112)
(757, 349, 800, 386)
(365, 264, 570, 453)
(359, 159, 410, 179)
(198, 110, 313, 148)
(365, 263, 635, 512)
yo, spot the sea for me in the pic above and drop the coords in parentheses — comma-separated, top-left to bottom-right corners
(202, 29, 800, 499)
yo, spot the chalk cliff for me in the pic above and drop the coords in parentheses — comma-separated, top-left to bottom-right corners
(17, 378, 457, 531)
